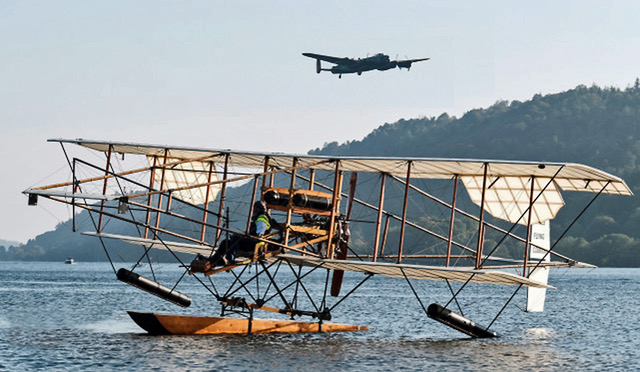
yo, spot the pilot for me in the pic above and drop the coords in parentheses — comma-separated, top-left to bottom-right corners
(209, 201, 281, 266)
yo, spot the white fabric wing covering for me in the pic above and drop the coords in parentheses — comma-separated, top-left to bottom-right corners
(147, 157, 221, 206)
(54, 139, 632, 225)
(462, 176, 565, 225)
(270, 254, 553, 288)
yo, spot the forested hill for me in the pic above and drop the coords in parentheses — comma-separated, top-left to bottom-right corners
(312, 82, 640, 176)
(310, 82, 640, 266)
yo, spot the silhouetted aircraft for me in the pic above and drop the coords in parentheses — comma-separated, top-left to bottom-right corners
(302, 52, 429, 78)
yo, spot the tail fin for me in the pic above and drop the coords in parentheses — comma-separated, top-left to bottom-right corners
(526, 222, 550, 312)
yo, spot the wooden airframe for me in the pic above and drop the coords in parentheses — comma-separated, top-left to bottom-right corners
(23, 139, 632, 337)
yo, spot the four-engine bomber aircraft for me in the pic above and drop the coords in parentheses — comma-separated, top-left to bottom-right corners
(302, 52, 429, 78)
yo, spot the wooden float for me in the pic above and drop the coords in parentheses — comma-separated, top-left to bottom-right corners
(128, 311, 368, 335)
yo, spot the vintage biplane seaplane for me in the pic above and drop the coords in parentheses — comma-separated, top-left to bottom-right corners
(24, 139, 632, 337)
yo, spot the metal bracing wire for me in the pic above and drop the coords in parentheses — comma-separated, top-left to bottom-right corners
(401, 268, 429, 317)
(328, 272, 373, 313)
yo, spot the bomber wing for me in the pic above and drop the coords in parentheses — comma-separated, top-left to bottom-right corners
(396, 57, 430, 69)
(302, 53, 354, 65)
(397, 57, 430, 63)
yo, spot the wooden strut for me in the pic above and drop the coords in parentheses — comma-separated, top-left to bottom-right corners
(283, 158, 298, 245)
(245, 175, 260, 234)
(326, 161, 342, 259)
(397, 161, 412, 263)
(199, 161, 215, 244)
(446, 175, 459, 267)
(523, 176, 535, 277)
(215, 153, 230, 245)
(372, 174, 386, 262)
(379, 214, 390, 257)
(308, 169, 315, 191)
(97, 145, 113, 232)
(261, 156, 271, 200)
(288, 169, 485, 259)
(153, 149, 169, 233)
(144, 156, 157, 239)
(72, 158, 77, 232)
(350, 254, 474, 259)
(476, 163, 489, 269)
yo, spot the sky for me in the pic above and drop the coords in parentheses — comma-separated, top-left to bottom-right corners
(2, 0, 640, 243)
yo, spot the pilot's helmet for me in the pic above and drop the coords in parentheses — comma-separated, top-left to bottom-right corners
(253, 201, 268, 215)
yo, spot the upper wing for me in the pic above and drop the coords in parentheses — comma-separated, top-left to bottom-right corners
(42, 138, 633, 226)
(302, 53, 353, 65)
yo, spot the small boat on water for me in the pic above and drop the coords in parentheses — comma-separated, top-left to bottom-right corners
(64, 258, 75, 264)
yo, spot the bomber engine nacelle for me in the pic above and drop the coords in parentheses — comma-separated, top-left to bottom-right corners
(397, 61, 412, 70)
(316, 59, 321, 74)
(376, 61, 397, 71)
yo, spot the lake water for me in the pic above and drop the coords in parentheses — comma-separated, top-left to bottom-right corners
(0, 262, 638, 371)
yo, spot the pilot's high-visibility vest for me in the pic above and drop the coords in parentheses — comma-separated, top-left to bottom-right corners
(252, 214, 271, 251)
(254, 214, 271, 233)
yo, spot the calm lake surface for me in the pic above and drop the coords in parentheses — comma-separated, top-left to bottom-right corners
(0, 262, 638, 371)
